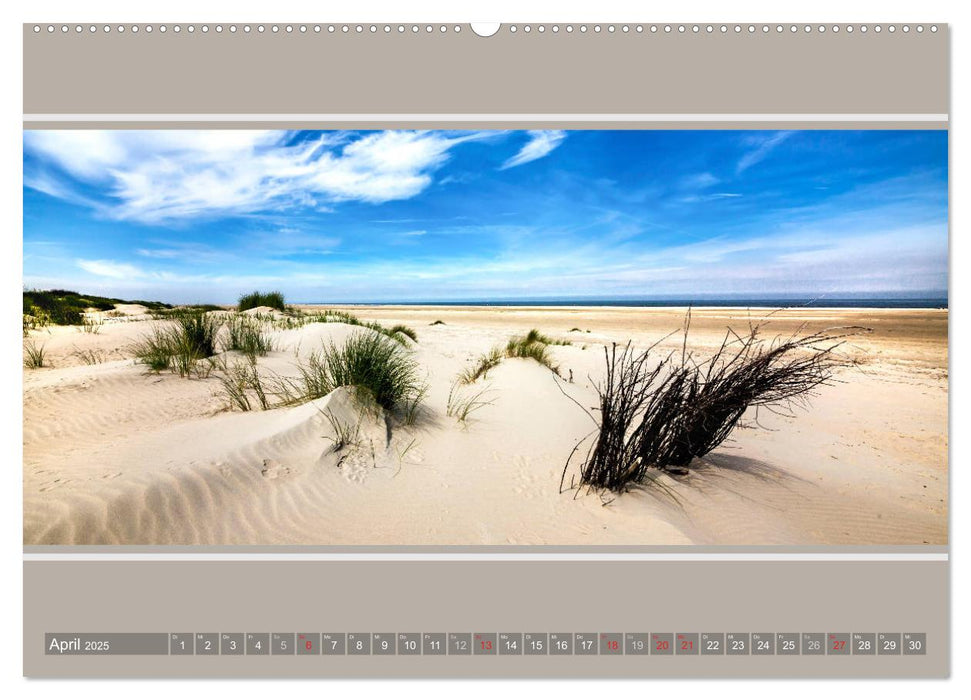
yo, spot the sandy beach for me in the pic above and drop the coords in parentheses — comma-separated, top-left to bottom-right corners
(22, 305, 948, 546)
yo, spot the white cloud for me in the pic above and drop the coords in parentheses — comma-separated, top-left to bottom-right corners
(680, 172, 720, 189)
(736, 131, 794, 174)
(77, 259, 145, 279)
(24, 130, 485, 224)
(499, 130, 567, 170)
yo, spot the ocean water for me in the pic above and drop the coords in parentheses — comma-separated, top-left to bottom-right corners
(301, 296, 948, 309)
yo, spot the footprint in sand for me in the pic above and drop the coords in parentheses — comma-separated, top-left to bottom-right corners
(260, 458, 292, 480)
(339, 451, 370, 484)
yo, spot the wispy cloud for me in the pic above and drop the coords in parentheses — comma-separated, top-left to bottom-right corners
(499, 130, 567, 170)
(680, 172, 720, 189)
(77, 259, 144, 279)
(736, 131, 794, 174)
(24, 130, 490, 224)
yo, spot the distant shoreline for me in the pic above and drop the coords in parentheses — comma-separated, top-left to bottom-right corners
(294, 299, 949, 311)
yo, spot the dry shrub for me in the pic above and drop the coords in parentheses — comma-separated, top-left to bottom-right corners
(564, 312, 867, 493)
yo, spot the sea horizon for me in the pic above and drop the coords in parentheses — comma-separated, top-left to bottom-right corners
(292, 294, 949, 310)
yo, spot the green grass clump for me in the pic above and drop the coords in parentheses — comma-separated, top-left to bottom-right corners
(222, 314, 273, 356)
(459, 347, 504, 384)
(522, 328, 570, 346)
(280, 331, 424, 414)
(506, 337, 553, 366)
(323, 309, 361, 324)
(457, 329, 566, 384)
(387, 323, 418, 344)
(130, 326, 174, 373)
(430, 320, 446, 326)
(131, 312, 221, 377)
(218, 355, 270, 411)
(174, 312, 220, 358)
(24, 340, 47, 369)
(238, 290, 286, 312)
(80, 317, 102, 334)
(504, 328, 566, 372)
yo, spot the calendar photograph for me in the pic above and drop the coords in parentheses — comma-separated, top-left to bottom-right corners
(22, 128, 948, 546)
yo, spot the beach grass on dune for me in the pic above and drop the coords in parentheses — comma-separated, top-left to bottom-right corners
(290, 309, 419, 345)
(130, 326, 173, 372)
(458, 329, 566, 383)
(80, 317, 102, 334)
(222, 314, 274, 356)
(130, 311, 222, 377)
(72, 346, 108, 365)
(217, 354, 271, 411)
(504, 328, 566, 372)
(446, 380, 495, 423)
(238, 290, 286, 312)
(459, 347, 504, 384)
(23, 340, 47, 369)
(388, 324, 418, 343)
(279, 330, 425, 414)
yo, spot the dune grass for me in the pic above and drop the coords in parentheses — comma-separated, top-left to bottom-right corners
(217, 354, 270, 411)
(72, 347, 107, 365)
(388, 324, 418, 343)
(80, 317, 102, 334)
(457, 329, 566, 383)
(459, 347, 504, 384)
(130, 326, 172, 372)
(504, 328, 566, 372)
(130, 312, 222, 377)
(279, 331, 425, 415)
(321, 404, 365, 452)
(267, 308, 420, 345)
(446, 380, 495, 423)
(23, 340, 47, 369)
(238, 290, 286, 312)
(222, 314, 273, 356)
(175, 312, 220, 356)
(430, 320, 446, 326)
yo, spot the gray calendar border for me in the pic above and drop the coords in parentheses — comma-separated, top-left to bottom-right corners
(23, 24, 948, 115)
(23, 559, 949, 678)
(22, 120, 949, 130)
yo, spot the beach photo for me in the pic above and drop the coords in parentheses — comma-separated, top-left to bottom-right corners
(22, 129, 948, 546)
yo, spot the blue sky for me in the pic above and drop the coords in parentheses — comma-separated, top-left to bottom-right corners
(23, 129, 948, 304)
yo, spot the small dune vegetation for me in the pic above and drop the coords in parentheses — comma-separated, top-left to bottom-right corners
(130, 311, 222, 377)
(460, 329, 568, 384)
(279, 331, 425, 415)
(23, 289, 171, 330)
(446, 380, 494, 423)
(23, 340, 47, 369)
(563, 313, 867, 493)
(237, 290, 287, 312)
(459, 347, 504, 384)
(222, 314, 274, 356)
(504, 328, 567, 372)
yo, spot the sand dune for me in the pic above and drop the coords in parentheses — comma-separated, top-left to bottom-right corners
(23, 306, 947, 546)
